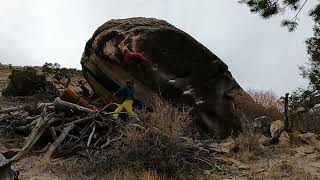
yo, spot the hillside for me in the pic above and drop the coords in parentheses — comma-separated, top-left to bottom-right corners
(0, 64, 91, 97)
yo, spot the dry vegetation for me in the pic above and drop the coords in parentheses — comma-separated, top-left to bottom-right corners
(138, 95, 193, 138)
(1, 94, 224, 179)
(247, 88, 284, 112)
(234, 88, 283, 120)
(81, 96, 216, 179)
(237, 115, 264, 162)
(2, 65, 320, 179)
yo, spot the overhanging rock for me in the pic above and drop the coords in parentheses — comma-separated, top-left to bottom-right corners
(81, 17, 242, 136)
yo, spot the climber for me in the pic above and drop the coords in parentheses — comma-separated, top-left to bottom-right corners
(112, 80, 140, 121)
(118, 38, 146, 64)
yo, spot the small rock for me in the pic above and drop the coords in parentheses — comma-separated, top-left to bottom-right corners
(295, 145, 315, 154)
(278, 131, 290, 147)
(270, 120, 284, 138)
(313, 103, 320, 111)
(310, 162, 320, 169)
(295, 106, 306, 114)
(298, 133, 320, 150)
(239, 165, 250, 170)
(294, 152, 307, 158)
(203, 170, 211, 175)
(258, 135, 270, 145)
(221, 137, 238, 153)
(253, 116, 272, 136)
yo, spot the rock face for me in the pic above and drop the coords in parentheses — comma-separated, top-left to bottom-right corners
(270, 120, 284, 138)
(0, 153, 16, 180)
(291, 104, 320, 132)
(81, 17, 242, 136)
(253, 116, 272, 136)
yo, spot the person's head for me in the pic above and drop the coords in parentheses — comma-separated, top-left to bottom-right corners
(125, 79, 134, 88)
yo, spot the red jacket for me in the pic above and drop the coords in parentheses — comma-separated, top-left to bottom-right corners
(123, 50, 146, 64)
(119, 42, 146, 64)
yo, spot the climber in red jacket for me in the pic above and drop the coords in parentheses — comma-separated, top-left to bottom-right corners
(118, 38, 146, 64)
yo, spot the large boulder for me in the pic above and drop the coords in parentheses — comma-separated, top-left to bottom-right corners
(270, 120, 284, 138)
(0, 153, 17, 180)
(253, 116, 272, 136)
(81, 17, 242, 136)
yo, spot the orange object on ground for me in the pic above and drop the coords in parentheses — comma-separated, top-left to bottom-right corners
(60, 87, 97, 111)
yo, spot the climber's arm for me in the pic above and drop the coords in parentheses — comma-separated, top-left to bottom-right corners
(113, 86, 125, 98)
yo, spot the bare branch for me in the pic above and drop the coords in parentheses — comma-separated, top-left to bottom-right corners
(292, 0, 309, 21)
(0, 105, 30, 114)
(53, 97, 94, 114)
(44, 124, 75, 161)
(49, 127, 58, 141)
(101, 133, 123, 149)
(87, 123, 96, 146)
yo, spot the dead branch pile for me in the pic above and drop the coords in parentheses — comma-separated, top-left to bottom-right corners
(0, 96, 226, 178)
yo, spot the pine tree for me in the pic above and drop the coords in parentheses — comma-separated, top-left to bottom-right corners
(240, 0, 320, 90)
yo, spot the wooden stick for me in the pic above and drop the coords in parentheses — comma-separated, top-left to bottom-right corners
(9, 111, 58, 162)
(94, 126, 113, 146)
(101, 133, 123, 149)
(0, 114, 20, 122)
(13, 115, 40, 126)
(49, 127, 58, 141)
(87, 123, 96, 146)
(129, 123, 145, 130)
(0, 105, 29, 114)
(43, 124, 75, 161)
(64, 116, 94, 127)
(284, 93, 289, 132)
(53, 97, 94, 114)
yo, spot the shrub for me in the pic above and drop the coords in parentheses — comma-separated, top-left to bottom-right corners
(2, 67, 59, 98)
(233, 89, 283, 120)
(89, 97, 210, 178)
(96, 128, 211, 178)
(247, 88, 283, 112)
(237, 115, 263, 162)
(42, 62, 79, 82)
(138, 95, 193, 138)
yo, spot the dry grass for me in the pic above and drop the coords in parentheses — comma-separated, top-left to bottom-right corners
(247, 88, 284, 113)
(198, 173, 225, 180)
(233, 89, 283, 120)
(138, 95, 193, 138)
(264, 161, 313, 180)
(91, 169, 166, 180)
(139, 170, 167, 180)
(248, 160, 315, 180)
(82, 96, 210, 178)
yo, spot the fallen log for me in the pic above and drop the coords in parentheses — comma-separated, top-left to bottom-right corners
(0, 113, 20, 122)
(13, 115, 40, 126)
(0, 105, 30, 114)
(9, 111, 58, 162)
(54, 97, 94, 114)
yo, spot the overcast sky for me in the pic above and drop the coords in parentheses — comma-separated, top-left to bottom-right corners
(0, 0, 316, 95)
